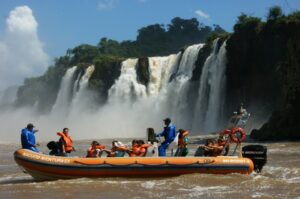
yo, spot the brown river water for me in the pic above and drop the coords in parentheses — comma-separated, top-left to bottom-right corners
(0, 138, 299, 199)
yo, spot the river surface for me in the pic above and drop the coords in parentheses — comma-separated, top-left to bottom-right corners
(0, 138, 299, 199)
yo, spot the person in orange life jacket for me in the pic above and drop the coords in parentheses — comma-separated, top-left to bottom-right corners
(137, 140, 151, 156)
(86, 141, 105, 158)
(57, 128, 75, 156)
(127, 140, 151, 157)
(175, 129, 189, 156)
(103, 140, 127, 157)
(200, 139, 224, 157)
(127, 140, 140, 157)
(216, 136, 229, 156)
(156, 118, 176, 156)
(21, 123, 40, 152)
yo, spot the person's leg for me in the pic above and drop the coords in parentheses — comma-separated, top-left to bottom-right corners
(29, 146, 40, 153)
(159, 142, 169, 156)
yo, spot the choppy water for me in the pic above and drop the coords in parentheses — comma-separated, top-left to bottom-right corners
(0, 139, 299, 199)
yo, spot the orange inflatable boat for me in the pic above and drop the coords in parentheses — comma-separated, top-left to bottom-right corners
(14, 149, 254, 180)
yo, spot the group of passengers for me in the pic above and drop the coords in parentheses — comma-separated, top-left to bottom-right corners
(195, 137, 229, 157)
(20, 117, 228, 158)
(86, 139, 152, 158)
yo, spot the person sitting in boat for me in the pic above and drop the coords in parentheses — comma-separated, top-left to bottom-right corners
(47, 141, 61, 156)
(174, 129, 189, 157)
(126, 140, 151, 157)
(103, 140, 127, 157)
(57, 128, 75, 156)
(86, 141, 105, 158)
(127, 140, 140, 157)
(195, 139, 223, 157)
(156, 118, 176, 156)
(138, 140, 151, 157)
(206, 139, 227, 157)
(21, 123, 40, 152)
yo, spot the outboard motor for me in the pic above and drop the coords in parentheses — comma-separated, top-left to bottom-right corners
(242, 145, 267, 173)
(146, 128, 159, 157)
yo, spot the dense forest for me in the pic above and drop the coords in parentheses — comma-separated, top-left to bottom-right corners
(13, 7, 300, 140)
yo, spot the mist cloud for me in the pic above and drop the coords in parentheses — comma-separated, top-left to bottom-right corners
(0, 6, 48, 91)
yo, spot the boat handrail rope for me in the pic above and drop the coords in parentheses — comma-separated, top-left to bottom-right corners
(74, 159, 215, 166)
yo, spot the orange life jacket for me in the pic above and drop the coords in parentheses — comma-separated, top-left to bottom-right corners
(178, 131, 189, 147)
(139, 144, 151, 157)
(128, 144, 141, 157)
(57, 132, 73, 153)
(86, 145, 105, 158)
(86, 146, 95, 157)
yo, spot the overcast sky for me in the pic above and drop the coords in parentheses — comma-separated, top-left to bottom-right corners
(0, 0, 299, 90)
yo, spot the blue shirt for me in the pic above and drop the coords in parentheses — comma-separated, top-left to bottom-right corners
(157, 124, 176, 143)
(21, 128, 38, 151)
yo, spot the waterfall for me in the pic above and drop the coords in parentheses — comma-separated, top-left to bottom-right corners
(106, 44, 204, 132)
(166, 44, 204, 128)
(6, 41, 229, 142)
(192, 39, 227, 133)
(51, 66, 77, 117)
(108, 58, 147, 105)
(147, 55, 178, 96)
(69, 65, 95, 115)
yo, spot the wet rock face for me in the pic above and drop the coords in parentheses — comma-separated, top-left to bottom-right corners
(136, 57, 150, 87)
(225, 27, 286, 119)
(89, 59, 122, 102)
(250, 21, 300, 140)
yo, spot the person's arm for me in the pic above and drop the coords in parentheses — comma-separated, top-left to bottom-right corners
(156, 130, 165, 137)
(61, 142, 66, 153)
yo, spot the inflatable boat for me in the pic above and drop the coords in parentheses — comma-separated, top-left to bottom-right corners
(14, 149, 255, 180)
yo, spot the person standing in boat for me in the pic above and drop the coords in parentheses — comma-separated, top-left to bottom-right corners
(21, 123, 40, 152)
(175, 129, 189, 156)
(57, 128, 75, 156)
(156, 118, 176, 156)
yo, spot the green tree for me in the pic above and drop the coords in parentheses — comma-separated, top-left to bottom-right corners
(267, 6, 283, 21)
(70, 44, 99, 65)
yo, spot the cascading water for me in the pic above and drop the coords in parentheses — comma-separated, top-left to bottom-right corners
(69, 65, 95, 115)
(108, 59, 147, 105)
(51, 66, 77, 117)
(147, 55, 177, 96)
(165, 44, 204, 129)
(192, 39, 227, 133)
(106, 44, 206, 133)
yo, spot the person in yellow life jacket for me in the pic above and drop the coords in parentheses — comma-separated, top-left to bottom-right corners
(57, 128, 75, 156)
(86, 141, 105, 158)
(175, 129, 189, 156)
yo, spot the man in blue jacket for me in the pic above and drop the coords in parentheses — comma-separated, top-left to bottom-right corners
(156, 118, 176, 156)
(21, 123, 40, 152)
